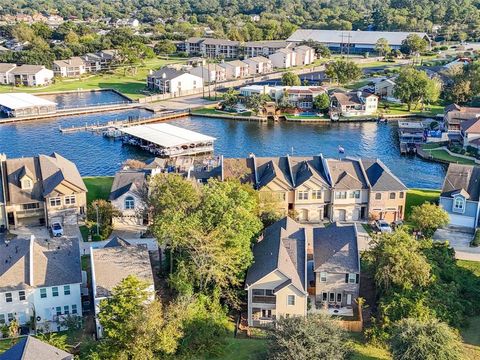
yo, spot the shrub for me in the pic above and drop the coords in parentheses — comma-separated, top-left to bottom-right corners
(471, 229, 480, 247)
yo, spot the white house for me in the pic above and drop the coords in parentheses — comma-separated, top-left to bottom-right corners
(219, 60, 249, 79)
(269, 48, 296, 69)
(53, 57, 87, 77)
(294, 45, 315, 66)
(188, 65, 227, 83)
(330, 91, 378, 117)
(147, 67, 203, 95)
(7, 65, 54, 86)
(0, 236, 82, 333)
(91, 241, 155, 338)
(242, 56, 273, 74)
(0, 63, 16, 84)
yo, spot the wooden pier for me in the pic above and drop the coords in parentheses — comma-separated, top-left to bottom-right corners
(59, 110, 190, 133)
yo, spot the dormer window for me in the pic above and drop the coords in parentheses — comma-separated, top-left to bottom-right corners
(453, 196, 465, 213)
(21, 178, 32, 190)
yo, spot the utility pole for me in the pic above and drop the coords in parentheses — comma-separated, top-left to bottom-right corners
(207, 61, 211, 99)
(346, 33, 352, 56)
(201, 64, 205, 98)
(340, 33, 344, 55)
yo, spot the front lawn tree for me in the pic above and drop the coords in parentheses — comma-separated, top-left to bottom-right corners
(86, 199, 120, 240)
(390, 318, 463, 360)
(313, 93, 330, 112)
(221, 88, 239, 110)
(281, 71, 301, 86)
(154, 40, 177, 55)
(394, 67, 441, 111)
(410, 202, 449, 238)
(246, 93, 271, 115)
(325, 59, 362, 85)
(400, 34, 428, 55)
(375, 37, 391, 56)
(267, 314, 350, 360)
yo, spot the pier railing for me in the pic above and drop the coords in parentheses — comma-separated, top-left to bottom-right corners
(56, 100, 134, 111)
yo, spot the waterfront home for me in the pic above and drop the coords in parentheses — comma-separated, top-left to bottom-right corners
(444, 104, 480, 131)
(0, 335, 73, 359)
(0, 63, 16, 84)
(294, 45, 315, 66)
(219, 60, 249, 79)
(109, 169, 148, 225)
(8, 65, 53, 86)
(184, 37, 240, 58)
(0, 152, 87, 229)
(440, 164, 480, 229)
(287, 29, 430, 53)
(244, 40, 292, 58)
(53, 57, 87, 77)
(239, 85, 274, 98)
(460, 117, 480, 148)
(330, 91, 378, 117)
(82, 52, 104, 72)
(374, 77, 397, 101)
(0, 236, 82, 333)
(188, 64, 226, 83)
(91, 241, 155, 337)
(242, 56, 273, 74)
(311, 223, 360, 315)
(146, 67, 203, 95)
(245, 217, 308, 327)
(269, 48, 296, 69)
(283, 86, 327, 110)
(97, 49, 119, 67)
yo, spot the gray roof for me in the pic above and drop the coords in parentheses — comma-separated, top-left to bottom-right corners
(313, 223, 359, 273)
(361, 158, 407, 191)
(149, 67, 188, 80)
(53, 57, 85, 68)
(245, 217, 306, 294)
(109, 170, 146, 200)
(0, 237, 82, 291)
(103, 236, 131, 248)
(92, 244, 154, 298)
(10, 65, 48, 74)
(202, 38, 239, 46)
(326, 158, 369, 190)
(0, 63, 16, 73)
(441, 164, 480, 201)
(0, 336, 73, 360)
(244, 40, 289, 48)
(243, 56, 271, 64)
(287, 29, 429, 46)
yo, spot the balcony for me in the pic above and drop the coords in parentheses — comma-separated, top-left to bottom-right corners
(16, 208, 44, 218)
(252, 295, 276, 304)
(252, 318, 275, 327)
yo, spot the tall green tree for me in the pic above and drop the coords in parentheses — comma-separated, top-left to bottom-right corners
(313, 93, 330, 112)
(154, 40, 177, 55)
(400, 34, 428, 55)
(410, 202, 449, 238)
(325, 59, 362, 84)
(281, 71, 301, 86)
(375, 37, 391, 56)
(394, 67, 441, 111)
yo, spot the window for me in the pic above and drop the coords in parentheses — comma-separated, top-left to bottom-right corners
(125, 196, 135, 210)
(64, 195, 76, 205)
(49, 197, 61, 207)
(64, 306, 69, 315)
(5, 293, 12, 303)
(329, 293, 335, 302)
(22, 203, 39, 210)
(287, 295, 295, 306)
(322, 293, 327, 301)
(348, 273, 357, 284)
(336, 293, 342, 303)
(399, 192, 404, 199)
(7, 313, 14, 322)
(64, 285, 70, 296)
(0, 314, 5, 324)
(19, 291, 25, 301)
(375, 193, 382, 200)
(261, 309, 272, 318)
(56, 307, 62, 316)
(350, 190, 360, 199)
(389, 192, 396, 200)
(453, 197, 465, 212)
(320, 272, 327, 282)
(72, 304, 77, 314)
(297, 191, 309, 200)
(40, 288, 47, 298)
(312, 190, 322, 200)
(21, 178, 32, 190)
(335, 191, 347, 199)
(52, 287, 59, 297)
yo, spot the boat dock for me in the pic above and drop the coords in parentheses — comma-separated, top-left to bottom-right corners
(58, 110, 189, 133)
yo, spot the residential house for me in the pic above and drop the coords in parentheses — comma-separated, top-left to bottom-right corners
(81, 53, 103, 72)
(97, 49, 119, 67)
(146, 67, 203, 95)
(444, 104, 480, 132)
(311, 223, 360, 313)
(330, 91, 379, 117)
(245, 217, 308, 327)
(53, 57, 87, 77)
(188, 64, 227, 83)
(0, 236, 82, 332)
(219, 60, 249, 79)
(439, 164, 480, 229)
(460, 118, 480, 148)
(0, 336, 73, 360)
(374, 77, 397, 101)
(109, 169, 147, 225)
(361, 159, 407, 222)
(7, 65, 54, 86)
(244, 41, 291, 58)
(0, 153, 87, 229)
(284, 86, 327, 110)
(294, 45, 315, 66)
(239, 85, 274, 98)
(91, 241, 155, 337)
(0, 63, 16, 84)
(242, 56, 273, 75)
(269, 48, 296, 69)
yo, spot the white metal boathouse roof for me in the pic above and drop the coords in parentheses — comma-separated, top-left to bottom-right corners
(0, 93, 56, 110)
(121, 123, 216, 148)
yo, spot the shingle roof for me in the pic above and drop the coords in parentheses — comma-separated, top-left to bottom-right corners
(243, 56, 271, 63)
(460, 117, 480, 134)
(245, 217, 306, 294)
(10, 65, 48, 74)
(0, 63, 16, 73)
(0, 336, 73, 360)
(361, 158, 407, 191)
(327, 158, 368, 190)
(39, 153, 87, 196)
(244, 40, 290, 48)
(313, 223, 359, 273)
(441, 164, 480, 201)
(149, 67, 189, 80)
(53, 57, 85, 68)
(109, 170, 146, 200)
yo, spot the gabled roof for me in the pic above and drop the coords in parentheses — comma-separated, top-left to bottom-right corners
(327, 158, 368, 190)
(149, 67, 189, 80)
(109, 170, 146, 200)
(53, 57, 85, 68)
(441, 163, 480, 201)
(460, 117, 480, 134)
(254, 157, 293, 189)
(243, 40, 290, 48)
(245, 217, 306, 294)
(0, 63, 16, 73)
(313, 223, 359, 273)
(0, 335, 73, 360)
(39, 153, 87, 196)
(361, 158, 407, 191)
(10, 65, 48, 75)
(243, 56, 271, 64)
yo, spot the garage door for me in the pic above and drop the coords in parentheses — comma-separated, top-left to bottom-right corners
(449, 214, 475, 228)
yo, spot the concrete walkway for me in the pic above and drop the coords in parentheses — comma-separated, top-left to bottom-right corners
(433, 228, 480, 261)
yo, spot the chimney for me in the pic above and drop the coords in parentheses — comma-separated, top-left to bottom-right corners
(29, 235, 34, 286)
(162, 72, 166, 79)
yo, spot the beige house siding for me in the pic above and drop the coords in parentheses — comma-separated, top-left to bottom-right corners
(369, 190, 406, 222)
(111, 191, 145, 225)
(315, 271, 359, 307)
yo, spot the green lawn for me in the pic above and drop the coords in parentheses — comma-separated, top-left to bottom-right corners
(0, 57, 185, 99)
(83, 176, 114, 204)
(423, 149, 476, 165)
(192, 108, 252, 117)
(345, 79, 372, 90)
(405, 188, 441, 219)
(380, 101, 444, 117)
(213, 338, 267, 360)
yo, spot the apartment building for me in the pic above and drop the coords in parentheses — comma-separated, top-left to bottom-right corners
(243, 41, 291, 58)
(53, 57, 87, 77)
(188, 64, 227, 83)
(219, 60, 249, 79)
(146, 67, 203, 95)
(0, 64, 54, 86)
(242, 56, 273, 75)
(184, 37, 240, 58)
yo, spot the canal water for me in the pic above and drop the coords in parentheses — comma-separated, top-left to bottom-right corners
(39, 90, 131, 109)
(0, 113, 446, 189)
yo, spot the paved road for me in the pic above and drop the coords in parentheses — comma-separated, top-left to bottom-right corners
(433, 228, 480, 261)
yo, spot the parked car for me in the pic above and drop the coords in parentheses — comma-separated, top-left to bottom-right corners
(375, 219, 392, 233)
(51, 222, 64, 237)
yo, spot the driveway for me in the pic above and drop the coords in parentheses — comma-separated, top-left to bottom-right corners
(433, 228, 480, 261)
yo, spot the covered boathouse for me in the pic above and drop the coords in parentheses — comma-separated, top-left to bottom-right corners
(0, 93, 57, 117)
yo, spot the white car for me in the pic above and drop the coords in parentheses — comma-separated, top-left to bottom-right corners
(375, 220, 392, 233)
(51, 222, 64, 237)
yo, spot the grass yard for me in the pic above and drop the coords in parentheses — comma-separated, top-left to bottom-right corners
(192, 108, 252, 117)
(379, 101, 444, 117)
(0, 57, 185, 99)
(214, 338, 267, 360)
(424, 149, 476, 165)
(405, 188, 441, 219)
(345, 79, 372, 90)
(83, 176, 114, 204)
